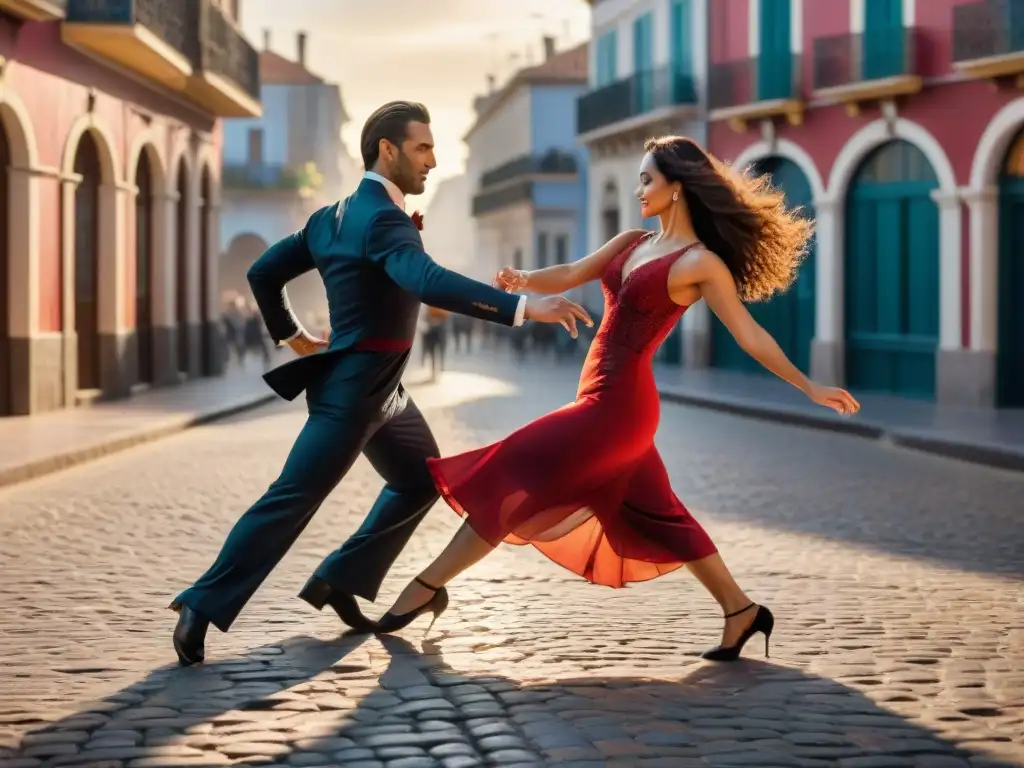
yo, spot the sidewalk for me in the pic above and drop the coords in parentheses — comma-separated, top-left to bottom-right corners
(0, 357, 284, 489)
(655, 365, 1024, 472)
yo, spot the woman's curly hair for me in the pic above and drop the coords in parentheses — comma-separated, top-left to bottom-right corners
(644, 135, 814, 302)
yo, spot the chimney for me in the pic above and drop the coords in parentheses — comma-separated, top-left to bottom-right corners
(486, 74, 496, 93)
(543, 35, 556, 60)
(262, 28, 270, 51)
(297, 31, 307, 66)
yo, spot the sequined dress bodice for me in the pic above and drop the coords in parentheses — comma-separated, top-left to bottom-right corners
(576, 235, 696, 401)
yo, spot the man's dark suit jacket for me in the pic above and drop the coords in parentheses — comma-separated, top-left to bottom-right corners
(247, 178, 522, 401)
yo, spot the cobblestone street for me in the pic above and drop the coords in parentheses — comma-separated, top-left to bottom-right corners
(1, 352, 1021, 768)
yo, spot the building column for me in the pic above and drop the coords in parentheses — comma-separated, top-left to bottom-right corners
(5, 163, 59, 414)
(958, 185, 999, 407)
(586, 160, 603, 254)
(97, 181, 133, 399)
(682, 301, 711, 369)
(203, 196, 227, 376)
(618, 172, 639, 229)
(184, 179, 203, 378)
(932, 188, 982, 406)
(810, 195, 844, 386)
(59, 173, 79, 406)
(152, 191, 180, 386)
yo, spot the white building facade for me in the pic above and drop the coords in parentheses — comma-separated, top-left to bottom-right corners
(580, 0, 709, 365)
(465, 39, 590, 293)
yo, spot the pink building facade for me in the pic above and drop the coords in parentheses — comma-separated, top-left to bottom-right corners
(0, 0, 260, 416)
(705, 0, 1024, 409)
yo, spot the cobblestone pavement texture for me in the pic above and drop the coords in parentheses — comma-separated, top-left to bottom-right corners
(1, 352, 1022, 767)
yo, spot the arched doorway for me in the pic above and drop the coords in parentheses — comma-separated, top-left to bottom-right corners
(998, 127, 1024, 407)
(0, 119, 10, 415)
(221, 232, 269, 299)
(135, 151, 155, 385)
(73, 132, 102, 393)
(845, 140, 940, 398)
(200, 168, 213, 375)
(712, 157, 816, 374)
(175, 161, 189, 376)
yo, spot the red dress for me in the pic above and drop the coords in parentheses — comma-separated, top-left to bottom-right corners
(426, 234, 718, 588)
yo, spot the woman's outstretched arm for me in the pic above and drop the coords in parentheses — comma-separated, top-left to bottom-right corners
(668, 249, 860, 415)
(504, 229, 648, 295)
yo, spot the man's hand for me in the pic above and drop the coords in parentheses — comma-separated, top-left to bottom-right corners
(287, 331, 329, 356)
(524, 296, 593, 338)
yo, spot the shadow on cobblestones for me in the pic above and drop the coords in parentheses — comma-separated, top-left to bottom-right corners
(6, 632, 1017, 767)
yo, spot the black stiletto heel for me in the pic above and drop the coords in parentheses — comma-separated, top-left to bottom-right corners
(700, 603, 774, 662)
(376, 577, 449, 635)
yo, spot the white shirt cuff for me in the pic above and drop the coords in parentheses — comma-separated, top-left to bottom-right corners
(513, 295, 527, 327)
(280, 328, 303, 346)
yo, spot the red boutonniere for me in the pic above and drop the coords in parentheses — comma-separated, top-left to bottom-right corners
(410, 210, 425, 231)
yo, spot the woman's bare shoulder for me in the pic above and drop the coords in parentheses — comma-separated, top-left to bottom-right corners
(669, 245, 729, 283)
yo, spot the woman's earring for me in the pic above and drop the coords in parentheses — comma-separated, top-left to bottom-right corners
(672, 191, 679, 201)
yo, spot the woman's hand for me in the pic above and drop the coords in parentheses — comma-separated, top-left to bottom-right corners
(493, 267, 528, 293)
(807, 382, 860, 416)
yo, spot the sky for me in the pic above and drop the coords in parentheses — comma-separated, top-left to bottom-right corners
(240, 0, 592, 207)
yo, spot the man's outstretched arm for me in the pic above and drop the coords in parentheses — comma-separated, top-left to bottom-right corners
(365, 207, 525, 325)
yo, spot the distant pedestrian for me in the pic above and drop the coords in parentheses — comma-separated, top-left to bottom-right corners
(420, 306, 449, 380)
(222, 295, 247, 366)
(243, 301, 272, 367)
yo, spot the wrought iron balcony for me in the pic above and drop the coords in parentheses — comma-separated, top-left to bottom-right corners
(953, 0, 1024, 79)
(577, 65, 697, 137)
(62, 0, 260, 117)
(479, 150, 578, 189)
(223, 162, 324, 194)
(188, 0, 261, 117)
(223, 163, 301, 191)
(0, 0, 65, 20)
(812, 28, 921, 112)
(707, 54, 803, 131)
(63, 0, 199, 93)
(472, 180, 533, 217)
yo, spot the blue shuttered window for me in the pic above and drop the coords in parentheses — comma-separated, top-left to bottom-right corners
(595, 30, 618, 86)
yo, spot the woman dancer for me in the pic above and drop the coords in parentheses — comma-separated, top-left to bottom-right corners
(376, 136, 860, 660)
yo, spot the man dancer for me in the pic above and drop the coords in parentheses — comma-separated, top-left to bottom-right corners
(170, 101, 590, 665)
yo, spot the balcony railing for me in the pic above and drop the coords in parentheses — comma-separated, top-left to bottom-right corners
(63, 0, 259, 117)
(65, 0, 200, 63)
(577, 65, 697, 136)
(813, 28, 919, 90)
(223, 163, 301, 190)
(223, 161, 324, 194)
(479, 150, 578, 189)
(0, 0, 65, 20)
(472, 180, 533, 216)
(953, 0, 1024, 76)
(197, 0, 260, 105)
(708, 53, 800, 110)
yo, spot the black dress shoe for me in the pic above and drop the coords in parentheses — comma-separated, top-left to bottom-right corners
(170, 603, 209, 667)
(298, 575, 376, 633)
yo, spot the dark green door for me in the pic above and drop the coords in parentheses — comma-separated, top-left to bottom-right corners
(711, 157, 816, 374)
(863, 0, 904, 80)
(845, 140, 939, 399)
(758, 0, 791, 101)
(997, 130, 1024, 407)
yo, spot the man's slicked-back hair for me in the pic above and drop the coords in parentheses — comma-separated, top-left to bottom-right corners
(360, 101, 431, 170)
